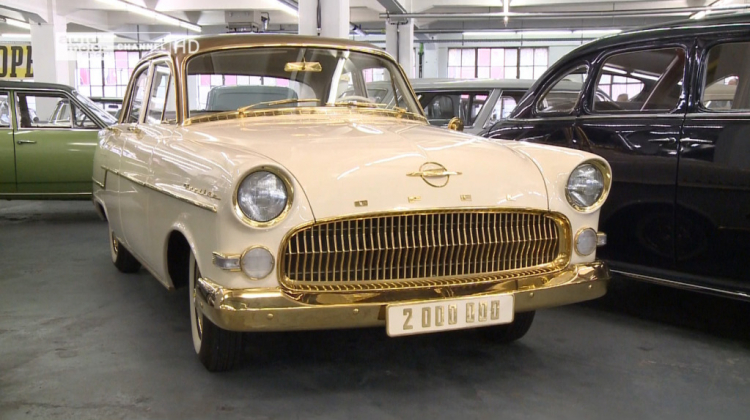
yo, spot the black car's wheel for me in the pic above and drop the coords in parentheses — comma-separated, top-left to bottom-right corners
(110, 229, 141, 273)
(478, 311, 536, 344)
(189, 252, 244, 372)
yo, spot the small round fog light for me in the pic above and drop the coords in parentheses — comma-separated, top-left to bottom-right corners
(575, 228, 597, 256)
(241, 246, 275, 279)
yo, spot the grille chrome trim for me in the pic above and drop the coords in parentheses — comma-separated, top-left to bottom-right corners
(278, 209, 571, 292)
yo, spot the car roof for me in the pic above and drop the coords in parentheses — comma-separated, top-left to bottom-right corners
(144, 34, 387, 65)
(410, 78, 582, 92)
(561, 12, 750, 62)
(0, 80, 75, 92)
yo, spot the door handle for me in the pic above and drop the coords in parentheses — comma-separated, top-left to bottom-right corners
(16, 140, 37, 145)
(648, 137, 677, 144)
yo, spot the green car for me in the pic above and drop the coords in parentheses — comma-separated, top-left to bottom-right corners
(0, 81, 116, 199)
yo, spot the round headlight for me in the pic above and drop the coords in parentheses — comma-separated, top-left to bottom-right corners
(236, 170, 290, 224)
(241, 246, 275, 279)
(566, 163, 606, 210)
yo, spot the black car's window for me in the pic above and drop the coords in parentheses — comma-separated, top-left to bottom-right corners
(145, 62, 177, 124)
(15, 92, 72, 129)
(420, 91, 490, 126)
(536, 65, 588, 115)
(701, 42, 750, 111)
(0, 92, 9, 128)
(126, 66, 150, 124)
(592, 48, 685, 113)
(487, 92, 523, 127)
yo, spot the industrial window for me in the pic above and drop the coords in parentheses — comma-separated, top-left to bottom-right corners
(448, 47, 548, 79)
(75, 51, 142, 99)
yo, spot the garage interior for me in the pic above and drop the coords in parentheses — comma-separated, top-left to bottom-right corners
(2, 1, 750, 419)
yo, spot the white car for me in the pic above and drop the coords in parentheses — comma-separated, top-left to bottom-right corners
(92, 35, 612, 371)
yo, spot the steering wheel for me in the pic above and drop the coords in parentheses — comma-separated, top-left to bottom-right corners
(74, 114, 90, 128)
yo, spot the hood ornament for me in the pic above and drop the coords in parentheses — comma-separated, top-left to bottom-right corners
(407, 162, 462, 188)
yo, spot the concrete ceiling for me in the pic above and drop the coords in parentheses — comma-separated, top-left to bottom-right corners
(0, 0, 747, 41)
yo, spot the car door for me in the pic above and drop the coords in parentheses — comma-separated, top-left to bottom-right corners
(578, 45, 690, 275)
(13, 90, 100, 195)
(118, 63, 154, 261)
(487, 63, 589, 149)
(677, 38, 750, 288)
(0, 91, 15, 194)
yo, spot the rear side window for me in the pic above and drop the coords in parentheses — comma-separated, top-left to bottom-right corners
(536, 65, 588, 115)
(701, 42, 750, 111)
(592, 48, 685, 113)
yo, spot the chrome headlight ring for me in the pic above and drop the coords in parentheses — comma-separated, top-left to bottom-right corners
(233, 166, 294, 228)
(565, 159, 612, 213)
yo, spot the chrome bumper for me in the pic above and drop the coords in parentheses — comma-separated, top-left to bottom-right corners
(195, 261, 610, 332)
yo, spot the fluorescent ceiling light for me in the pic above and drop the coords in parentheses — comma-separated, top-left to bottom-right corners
(274, 0, 299, 17)
(503, 0, 509, 25)
(520, 30, 573, 36)
(573, 29, 622, 36)
(602, 65, 627, 75)
(463, 31, 517, 37)
(691, 0, 734, 19)
(5, 19, 31, 30)
(95, 0, 201, 32)
(156, 34, 199, 43)
(630, 71, 660, 81)
(1, 33, 31, 38)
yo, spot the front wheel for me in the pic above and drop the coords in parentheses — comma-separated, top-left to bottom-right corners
(189, 252, 244, 372)
(110, 228, 141, 273)
(478, 311, 535, 344)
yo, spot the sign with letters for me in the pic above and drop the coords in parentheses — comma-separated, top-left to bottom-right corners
(0, 44, 33, 79)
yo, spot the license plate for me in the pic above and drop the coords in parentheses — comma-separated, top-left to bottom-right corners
(386, 295, 514, 337)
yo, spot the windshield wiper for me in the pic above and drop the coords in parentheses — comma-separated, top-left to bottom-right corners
(238, 98, 320, 112)
(332, 100, 385, 109)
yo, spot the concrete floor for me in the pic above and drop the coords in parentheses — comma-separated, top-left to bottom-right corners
(1, 200, 749, 420)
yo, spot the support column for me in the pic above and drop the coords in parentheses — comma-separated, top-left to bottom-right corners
(385, 18, 414, 78)
(30, 10, 71, 86)
(298, 0, 350, 38)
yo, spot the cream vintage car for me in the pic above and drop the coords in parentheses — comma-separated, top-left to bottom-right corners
(92, 35, 612, 371)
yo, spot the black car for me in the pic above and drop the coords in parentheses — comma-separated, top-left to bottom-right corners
(485, 14, 750, 300)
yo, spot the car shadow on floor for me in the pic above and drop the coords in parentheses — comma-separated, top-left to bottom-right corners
(581, 275, 750, 342)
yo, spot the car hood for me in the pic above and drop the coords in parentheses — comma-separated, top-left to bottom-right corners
(184, 115, 548, 220)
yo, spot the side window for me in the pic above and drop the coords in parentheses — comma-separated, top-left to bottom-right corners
(73, 105, 99, 129)
(701, 42, 750, 111)
(592, 48, 686, 113)
(421, 91, 490, 126)
(536, 65, 589, 114)
(126, 67, 149, 123)
(0, 93, 10, 127)
(15, 92, 72, 129)
(146, 62, 176, 124)
(487, 94, 521, 127)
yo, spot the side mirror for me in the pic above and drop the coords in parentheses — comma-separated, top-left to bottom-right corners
(447, 117, 464, 132)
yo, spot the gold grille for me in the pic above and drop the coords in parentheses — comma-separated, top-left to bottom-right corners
(279, 210, 569, 291)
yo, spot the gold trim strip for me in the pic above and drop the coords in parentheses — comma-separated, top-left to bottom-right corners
(92, 177, 105, 189)
(101, 165, 217, 213)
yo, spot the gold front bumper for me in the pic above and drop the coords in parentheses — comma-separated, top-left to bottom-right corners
(195, 261, 609, 333)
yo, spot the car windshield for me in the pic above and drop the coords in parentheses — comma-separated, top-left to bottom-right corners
(75, 92, 117, 125)
(186, 47, 422, 119)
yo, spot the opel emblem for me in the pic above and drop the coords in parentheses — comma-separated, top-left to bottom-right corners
(407, 162, 462, 188)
